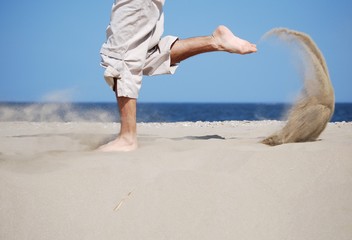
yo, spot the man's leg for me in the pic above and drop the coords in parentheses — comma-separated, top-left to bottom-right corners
(98, 0, 162, 152)
(171, 25, 257, 64)
(98, 80, 138, 152)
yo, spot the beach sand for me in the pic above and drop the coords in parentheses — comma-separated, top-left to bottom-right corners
(0, 121, 351, 240)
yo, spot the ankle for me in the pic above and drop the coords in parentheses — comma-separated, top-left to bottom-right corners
(118, 132, 137, 144)
(210, 34, 221, 51)
(212, 25, 231, 51)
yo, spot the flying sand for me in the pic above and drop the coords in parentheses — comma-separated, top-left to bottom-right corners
(261, 28, 335, 146)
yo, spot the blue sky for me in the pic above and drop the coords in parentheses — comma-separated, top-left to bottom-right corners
(0, 0, 351, 103)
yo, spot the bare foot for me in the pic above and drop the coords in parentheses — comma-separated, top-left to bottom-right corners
(97, 135, 138, 152)
(212, 25, 257, 54)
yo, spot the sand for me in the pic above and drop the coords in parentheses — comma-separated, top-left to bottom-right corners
(0, 121, 351, 240)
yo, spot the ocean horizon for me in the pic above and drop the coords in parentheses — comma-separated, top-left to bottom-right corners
(0, 102, 351, 123)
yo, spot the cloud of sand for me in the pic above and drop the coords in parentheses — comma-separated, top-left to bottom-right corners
(0, 89, 116, 122)
(0, 103, 117, 122)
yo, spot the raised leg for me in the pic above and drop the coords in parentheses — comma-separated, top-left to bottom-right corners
(170, 25, 257, 64)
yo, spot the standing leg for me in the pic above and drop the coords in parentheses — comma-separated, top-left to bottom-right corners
(98, 0, 162, 152)
(98, 79, 137, 152)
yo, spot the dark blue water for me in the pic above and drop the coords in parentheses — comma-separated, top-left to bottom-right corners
(0, 102, 351, 122)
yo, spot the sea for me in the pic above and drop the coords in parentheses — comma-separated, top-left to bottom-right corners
(0, 102, 351, 123)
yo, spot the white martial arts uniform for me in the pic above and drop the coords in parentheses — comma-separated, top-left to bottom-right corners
(100, 0, 178, 98)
